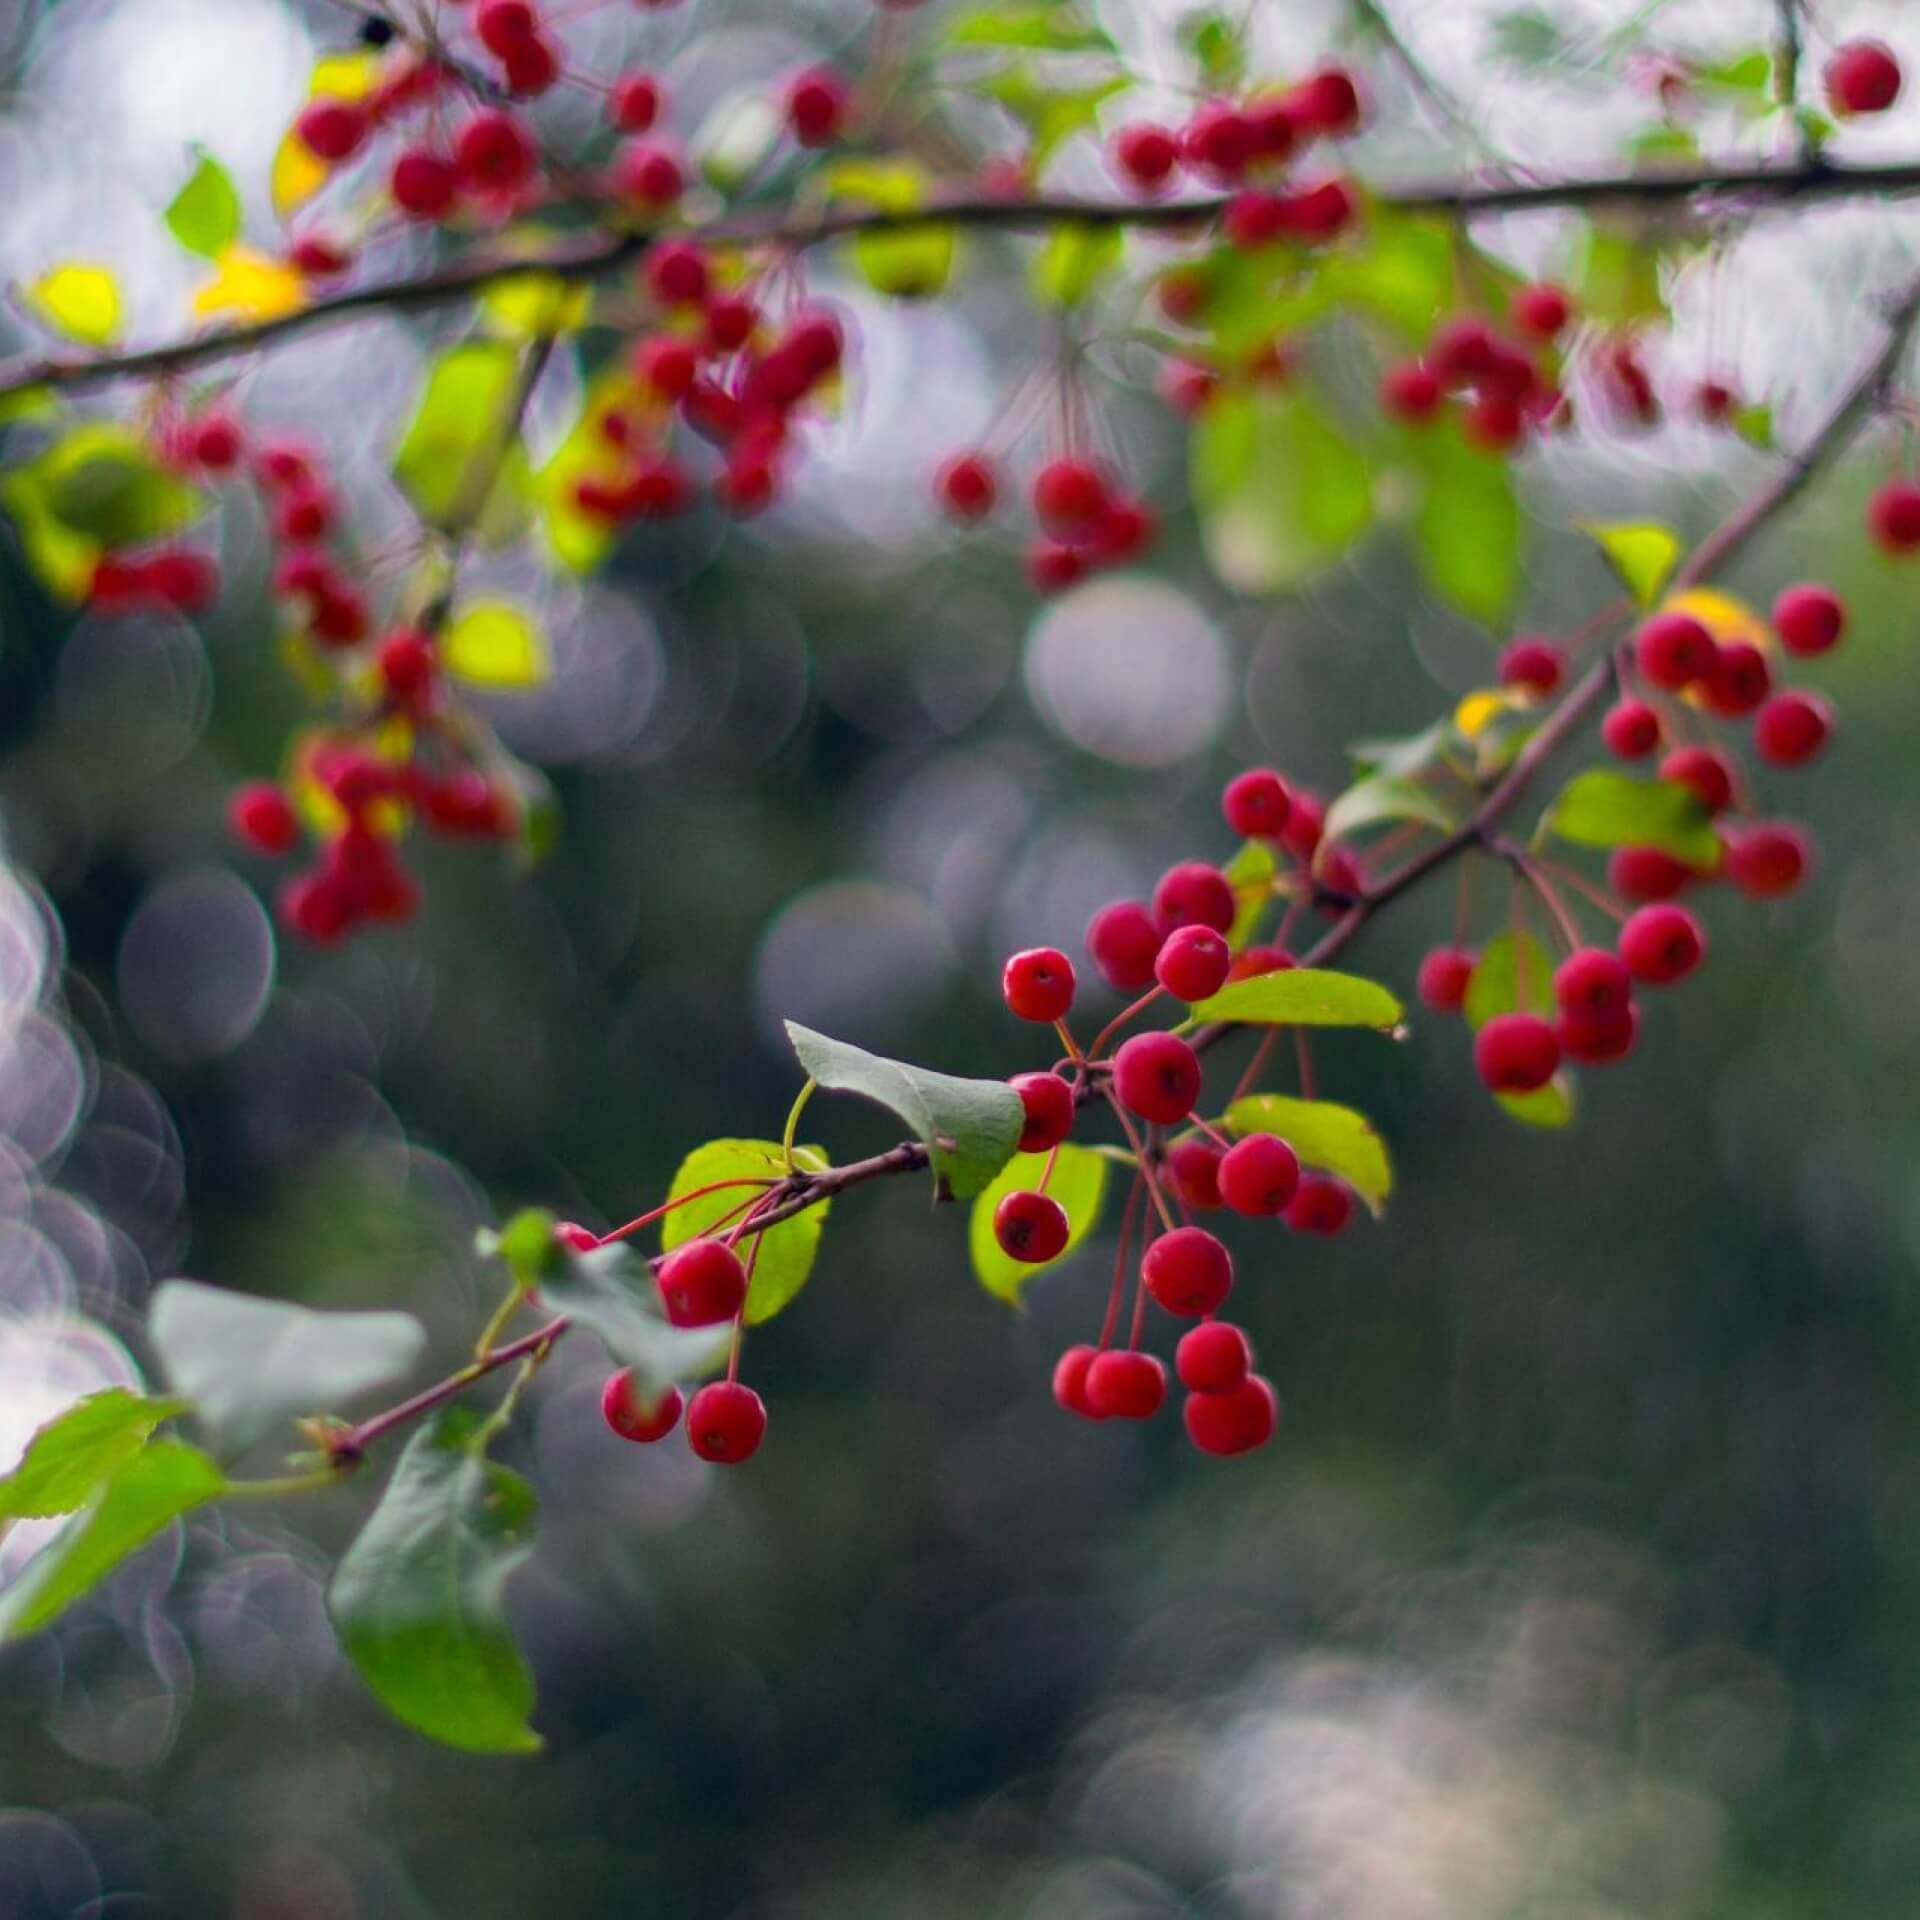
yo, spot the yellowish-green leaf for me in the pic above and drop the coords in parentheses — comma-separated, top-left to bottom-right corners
(969, 1144, 1108, 1304)
(479, 273, 593, 341)
(1224, 1094, 1392, 1214)
(1406, 416, 1520, 625)
(21, 264, 122, 347)
(1463, 929, 1554, 1029)
(1541, 769, 1720, 867)
(1498, 1076, 1574, 1128)
(1321, 772, 1454, 849)
(661, 1138, 831, 1325)
(443, 602, 548, 689)
(0, 1391, 189, 1520)
(1031, 223, 1122, 308)
(392, 341, 530, 533)
(165, 149, 243, 260)
(1188, 967, 1403, 1030)
(1581, 520, 1680, 608)
(1224, 837, 1278, 952)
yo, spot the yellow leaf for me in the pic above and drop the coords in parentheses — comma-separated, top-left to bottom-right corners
(479, 273, 593, 340)
(22, 265, 122, 346)
(1663, 586, 1770, 651)
(192, 246, 309, 323)
(443, 603, 548, 688)
(271, 50, 384, 219)
(1454, 687, 1518, 737)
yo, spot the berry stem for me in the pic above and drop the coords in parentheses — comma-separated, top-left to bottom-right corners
(1088, 986, 1165, 1061)
(781, 1077, 818, 1173)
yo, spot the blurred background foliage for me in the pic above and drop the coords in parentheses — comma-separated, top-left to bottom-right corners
(1, 0, 1920, 1915)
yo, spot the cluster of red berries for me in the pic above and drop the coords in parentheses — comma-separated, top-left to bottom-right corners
(1380, 288, 1573, 452)
(576, 248, 845, 525)
(933, 451, 1157, 592)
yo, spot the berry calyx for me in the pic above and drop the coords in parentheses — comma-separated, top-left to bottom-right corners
(1416, 946, 1476, 1013)
(1473, 1011, 1561, 1093)
(1154, 924, 1231, 1003)
(1176, 1320, 1252, 1393)
(1112, 1030, 1203, 1125)
(656, 1237, 748, 1327)
(601, 1370, 683, 1443)
(1011, 1072, 1075, 1153)
(1772, 583, 1846, 656)
(1183, 1374, 1278, 1455)
(1618, 903, 1706, 984)
(993, 1188, 1071, 1264)
(1218, 1133, 1301, 1217)
(1085, 1350, 1168, 1420)
(685, 1381, 767, 1463)
(1221, 767, 1291, 838)
(1753, 690, 1833, 767)
(1002, 946, 1076, 1022)
(1141, 1225, 1233, 1317)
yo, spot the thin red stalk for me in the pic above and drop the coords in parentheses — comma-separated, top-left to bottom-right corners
(1098, 1173, 1144, 1350)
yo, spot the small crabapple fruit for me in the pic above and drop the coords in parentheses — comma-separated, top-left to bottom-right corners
(1498, 637, 1566, 696)
(611, 70, 662, 132)
(1826, 39, 1902, 117)
(1031, 457, 1110, 535)
(1085, 1350, 1168, 1420)
(1151, 861, 1236, 935)
(1618, 903, 1706, 984)
(1284, 1176, 1352, 1235)
(656, 1237, 748, 1327)
(1726, 821, 1811, 899)
(993, 1189, 1071, 1265)
(1416, 946, 1476, 1013)
(1183, 1374, 1278, 1455)
(1603, 699, 1662, 759)
(1473, 1011, 1561, 1094)
(1660, 745, 1736, 815)
(1221, 767, 1290, 838)
(1141, 1225, 1233, 1317)
(1636, 611, 1716, 690)
(1011, 1072, 1075, 1153)
(1382, 360, 1443, 422)
(1154, 924, 1231, 1003)
(1176, 1320, 1252, 1393)
(1086, 900, 1163, 992)
(1753, 690, 1833, 767)
(685, 1381, 766, 1463)
(1052, 1345, 1102, 1418)
(229, 782, 300, 855)
(1166, 1139, 1224, 1211)
(1867, 481, 1920, 554)
(391, 148, 459, 220)
(1609, 845, 1700, 902)
(601, 1370, 683, 1443)
(1701, 641, 1772, 718)
(1511, 281, 1572, 340)
(1772, 583, 1846, 656)
(1219, 1133, 1301, 1217)
(1002, 946, 1075, 1022)
(1112, 1031, 1203, 1125)
(1112, 123, 1180, 190)
(1558, 1002, 1639, 1066)
(1553, 947, 1633, 1020)
(297, 99, 370, 162)
(784, 66, 848, 146)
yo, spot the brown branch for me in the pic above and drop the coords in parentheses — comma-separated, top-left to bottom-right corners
(4, 154, 1920, 403)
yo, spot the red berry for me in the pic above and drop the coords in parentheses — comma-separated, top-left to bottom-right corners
(1753, 690, 1833, 767)
(1141, 1225, 1232, 1318)
(1558, 1002, 1639, 1066)
(611, 70, 662, 133)
(1166, 1139, 1224, 1211)
(1429, 317, 1499, 385)
(1089, 497, 1156, 565)
(1511, 281, 1572, 340)
(1660, 744, 1736, 815)
(1381, 360, 1443, 422)
(1283, 1176, 1351, 1236)
(1498, 637, 1565, 696)
(256, 439, 317, 491)
(646, 238, 708, 307)
(1222, 767, 1291, 839)
(1826, 39, 1902, 116)
(1176, 1321, 1252, 1393)
(785, 65, 848, 147)
(1473, 1011, 1561, 1093)
(601, 1369, 683, 1443)
(1282, 791, 1325, 860)
(146, 549, 219, 611)
(1608, 845, 1700, 903)
(455, 110, 538, 196)
(1464, 390, 1526, 453)
(685, 1381, 766, 1463)
(1726, 821, 1811, 899)
(297, 98, 369, 162)
(656, 1238, 748, 1327)
(1113, 122, 1179, 190)
(272, 482, 334, 544)
(229, 782, 300, 855)
(1867, 481, 1920, 554)
(704, 293, 756, 353)
(391, 148, 458, 220)
(1183, 1373, 1278, 1455)
(1553, 946, 1632, 1020)
(1052, 1344, 1102, 1418)
(1085, 1350, 1168, 1420)
(925, 453, 994, 526)
(186, 412, 243, 472)
(1618, 903, 1706, 984)
(1602, 699, 1662, 760)
(1151, 861, 1235, 935)
(1157, 267, 1210, 325)
(1293, 65, 1362, 137)
(1218, 1133, 1300, 1217)
(1700, 641, 1772, 718)
(1416, 946, 1475, 1013)
(615, 140, 684, 209)
(278, 870, 357, 945)
(1228, 944, 1293, 982)
(1086, 900, 1162, 992)
(1154, 925, 1231, 1003)
(1012, 1072, 1075, 1153)
(290, 233, 353, 279)
(1248, 91, 1301, 160)
(1772, 583, 1846, 656)
(1027, 540, 1087, 594)
(993, 1188, 1071, 1264)
(1002, 946, 1075, 1022)
(1182, 100, 1253, 179)
(1031, 457, 1110, 534)
(378, 629, 435, 706)
(555, 1221, 599, 1251)
(1112, 1030, 1203, 1125)
(475, 0, 537, 53)
(1635, 611, 1716, 691)
(636, 335, 698, 400)
(501, 35, 560, 97)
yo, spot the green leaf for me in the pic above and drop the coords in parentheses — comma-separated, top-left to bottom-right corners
(442, 602, 548, 689)
(1580, 520, 1680, 608)
(327, 1407, 541, 1754)
(1031, 223, 1122, 309)
(0, 1390, 188, 1520)
(1487, 7, 1563, 64)
(1329, 213, 1456, 340)
(1322, 772, 1455, 847)
(1348, 717, 1459, 780)
(1541, 770, 1720, 866)
(538, 362, 636, 575)
(531, 1240, 731, 1395)
(28, 424, 206, 550)
(978, 64, 1126, 168)
(0, 1440, 226, 1642)
(1698, 49, 1772, 95)
(943, 3, 1113, 51)
(1177, 9, 1247, 89)
(20, 264, 123, 346)
(784, 1023, 1023, 1201)
(1731, 403, 1773, 450)
(661, 1138, 830, 1325)
(147, 1280, 426, 1460)
(1463, 929, 1554, 1029)
(1499, 1077, 1574, 1128)
(969, 1144, 1109, 1304)
(478, 272, 591, 341)
(1224, 837, 1278, 951)
(1573, 223, 1666, 326)
(164, 149, 243, 260)
(1188, 967, 1404, 1030)
(0, 471, 99, 599)
(1406, 416, 1520, 624)
(1223, 1094, 1392, 1214)
(391, 342, 533, 534)
(1193, 390, 1375, 595)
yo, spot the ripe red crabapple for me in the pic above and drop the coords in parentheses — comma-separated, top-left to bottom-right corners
(1053, 1345, 1101, 1418)
(1473, 1012, 1561, 1093)
(1660, 745, 1736, 815)
(1726, 821, 1811, 898)
(391, 149, 458, 220)
(1295, 65, 1363, 136)
(1031, 457, 1110, 534)
(1183, 1374, 1278, 1455)
(1112, 1031, 1203, 1125)
(1176, 1321, 1251, 1393)
(1011, 1072, 1075, 1153)
(1498, 638, 1566, 696)
(1141, 1225, 1233, 1317)
(656, 1238, 748, 1327)
(1002, 947, 1075, 1022)
(1166, 1139, 1224, 1210)
(1826, 39, 1902, 116)
(297, 99, 369, 162)
(455, 111, 539, 196)
(1511, 282, 1572, 340)
(1553, 947, 1633, 1020)
(1087, 900, 1162, 991)
(1558, 1002, 1639, 1066)
(935, 451, 996, 520)
(229, 783, 300, 855)
(1219, 1133, 1300, 1217)
(1222, 767, 1291, 838)
(1154, 925, 1231, 1003)
(1182, 100, 1253, 180)
(1151, 861, 1236, 935)
(1867, 481, 1920, 554)
(1112, 123, 1179, 190)
(1753, 691, 1833, 767)
(614, 141, 685, 209)
(1609, 846, 1701, 902)
(611, 72, 662, 133)
(1618, 903, 1705, 984)
(1772, 583, 1846, 656)
(1085, 1350, 1167, 1419)
(601, 1371, 683, 1443)
(1284, 1176, 1352, 1235)
(1382, 360, 1443, 422)
(993, 1189, 1071, 1264)
(784, 66, 849, 147)
(1701, 642, 1772, 718)
(1635, 611, 1715, 690)
(1417, 946, 1476, 1013)
(685, 1381, 766, 1463)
